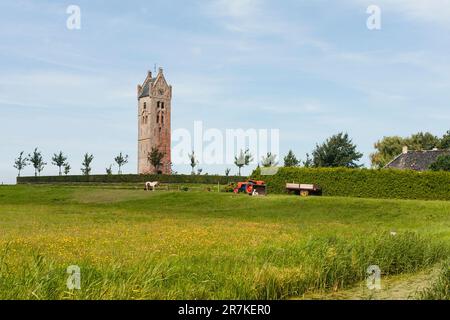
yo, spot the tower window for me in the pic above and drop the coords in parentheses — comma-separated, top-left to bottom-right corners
(161, 102, 165, 109)
(156, 113, 160, 123)
(143, 102, 147, 110)
(157, 101, 160, 109)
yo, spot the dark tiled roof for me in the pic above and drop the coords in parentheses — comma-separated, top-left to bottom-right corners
(138, 78, 155, 98)
(385, 150, 450, 171)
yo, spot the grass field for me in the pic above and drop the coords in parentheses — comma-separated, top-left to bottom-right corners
(0, 185, 449, 300)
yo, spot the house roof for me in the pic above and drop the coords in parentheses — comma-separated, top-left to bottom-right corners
(385, 149, 450, 171)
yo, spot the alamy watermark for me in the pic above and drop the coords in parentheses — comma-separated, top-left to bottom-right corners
(66, 5, 81, 30)
(64, 5, 380, 31)
(366, 265, 381, 290)
(67, 265, 81, 290)
(172, 121, 280, 167)
(366, 5, 381, 30)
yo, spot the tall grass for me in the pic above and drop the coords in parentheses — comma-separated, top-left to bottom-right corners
(418, 261, 450, 300)
(1, 187, 449, 299)
(0, 232, 447, 300)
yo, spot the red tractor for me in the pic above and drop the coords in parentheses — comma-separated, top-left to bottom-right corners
(233, 179, 267, 196)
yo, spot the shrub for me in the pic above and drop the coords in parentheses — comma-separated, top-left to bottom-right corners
(223, 183, 237, 193)
(17, 174, 246, 186)
(251, 167, 450, 200)
(429, 155, 450, 171)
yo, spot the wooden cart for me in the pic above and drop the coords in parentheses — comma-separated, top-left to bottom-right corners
(286, 183, 321, 196)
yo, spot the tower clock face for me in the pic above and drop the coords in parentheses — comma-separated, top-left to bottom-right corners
(158, 88, 164, 95)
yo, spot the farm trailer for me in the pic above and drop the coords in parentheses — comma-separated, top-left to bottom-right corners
(285, 183, 322, 196)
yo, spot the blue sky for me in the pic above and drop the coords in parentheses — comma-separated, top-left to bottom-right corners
(1, 0, 450, 183)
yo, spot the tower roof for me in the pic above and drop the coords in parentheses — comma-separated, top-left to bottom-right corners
(138, 77, 156, 98)
(138, 68, 167, 98)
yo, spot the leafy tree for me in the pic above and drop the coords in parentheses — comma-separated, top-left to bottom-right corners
(51, 151, 67, 176)
(303, 153, 313, 168)
(439, 130, 450, 149)
(312, 132, 363, 168)
(114, 152, 129, 174)
(429, 155, 450, 171)
(261, 152, 278, 167)
(370, 136, 405, 168)
(106, 165, 113, 175)
(14, 151, 28, 177)
(188, 151, 199, 175)
(168, 162, 176, 175)
(234, 149, 253, 176)
(63, 162, 71, 176)
(225, 168, 231, 176)
(283, 150, 299, 167)
(407, 132, 439, 151)
(28, 148, 46, 177)
(81, 153, 94, 176)
(197, 168, 203, 175)
(148, 147, 164, 174)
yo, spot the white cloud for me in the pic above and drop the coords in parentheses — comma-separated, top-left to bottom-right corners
(205, 0, 270, 35)
(190, 47, 203, 56)
(353, 0, 450, 27)
(0, 71, 135, 110)
(261, 101, 325, 115)
(391, 0, 450, 25)
(209, 0, 260, 18)
(203, 0, 330, 53)
(170, 74, 236, 114)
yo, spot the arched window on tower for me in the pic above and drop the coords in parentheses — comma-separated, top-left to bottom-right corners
(161, 112, 164, 125)
(156, 112, 160, 124)
(161, 102, 165, 109)
(157, 101, 160, 109)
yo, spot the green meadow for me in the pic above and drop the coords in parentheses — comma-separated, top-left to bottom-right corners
(0, 184, 449, 299)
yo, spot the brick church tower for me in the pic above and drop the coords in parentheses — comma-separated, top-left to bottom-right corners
(137, 68, 172, 174)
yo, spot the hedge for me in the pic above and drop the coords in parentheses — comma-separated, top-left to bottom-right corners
(251, 167, 450, 201)
(17, 174, 246, 185)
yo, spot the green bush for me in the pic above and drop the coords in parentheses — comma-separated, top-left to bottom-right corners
(251, 167, 450, 200)
(429, 155, 450, 171)
(17, 174, 245, 185)
(223, 183, 237, 193)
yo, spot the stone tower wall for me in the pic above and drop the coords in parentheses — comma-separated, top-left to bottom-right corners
(137, 68, 172, 174)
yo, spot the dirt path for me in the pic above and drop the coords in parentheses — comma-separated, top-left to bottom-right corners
(300, 266, 440, 300)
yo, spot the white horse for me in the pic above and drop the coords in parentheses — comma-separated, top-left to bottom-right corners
(145, 181, 159, 191)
